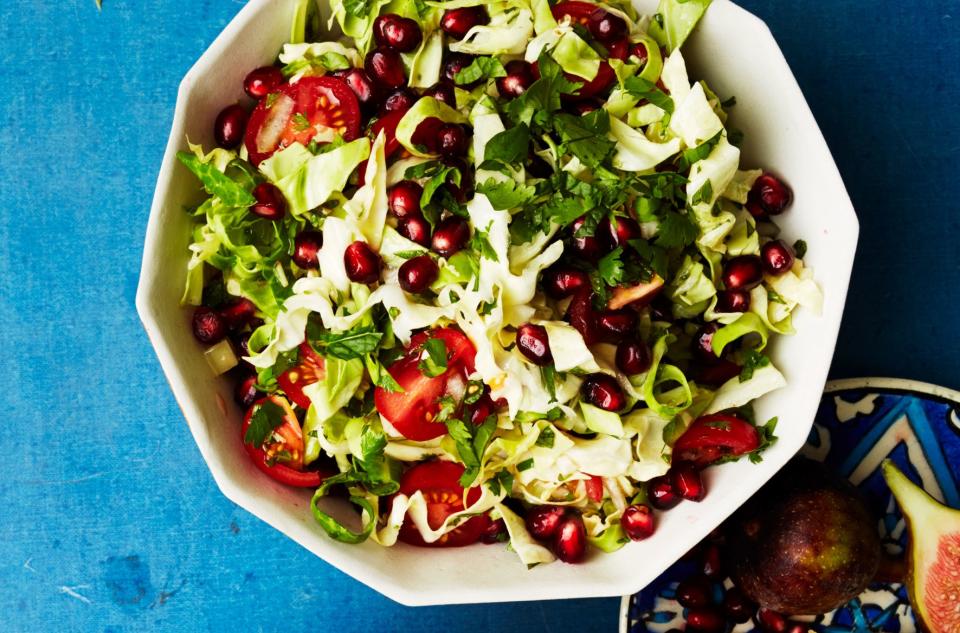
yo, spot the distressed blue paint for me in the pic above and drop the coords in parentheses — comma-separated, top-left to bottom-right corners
(0, 1, 958, 631)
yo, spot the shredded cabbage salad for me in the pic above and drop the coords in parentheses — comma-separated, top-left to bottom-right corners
(176, 0, 822, 566)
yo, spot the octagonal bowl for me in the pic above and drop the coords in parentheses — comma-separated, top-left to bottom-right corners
(136, 0, 859, 606)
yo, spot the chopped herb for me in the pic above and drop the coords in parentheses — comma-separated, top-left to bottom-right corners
(292, 112, 312, 132)
(393, 249, 430, 260)
(552, 109, 616, 168)
(454, 56, 506, 85)
(418, 337, 448, 377)
(376, 369, 404, 393)
(479, 123, 530, 169)
(476, 178, 536, 210)
(654, 211, 698, 249)
(243, 399, 287, 446)
(535, 426, 556, 448)
(622, 76, 675, 114)
(470, 224, 499, 262)
(739, 349, 771, 382)
(793, 239, 808, 259)
(721, 95, 737, 108)
(540, 364, 558, 402)
(313, 325, 382, 360)
(517, 458, 535, 472)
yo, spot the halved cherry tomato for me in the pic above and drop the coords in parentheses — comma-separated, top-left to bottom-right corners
(277, 342, 326, 410)
(374, 327, 476, 441)
(244, 76, 361, 165)
(584, 475, 604, 502)
(673, 414, 761, 468)
(371, 109, 406, 158)
(241, 396, 329, 487)
(396, 461, 489, 547)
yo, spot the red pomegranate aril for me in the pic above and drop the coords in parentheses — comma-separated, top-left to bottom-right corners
(616, 339, 652, 375)
(422, 82, 455, 106)
(243, 66, 284, 100)
(756, 608, 788, 633)
(442, 52, 475, 84)
(496, 60, 534, 98)
(621, 504, 655, 541)
(192, 307, 227, 344)
(516, 323, 553, 366)
(219, 298, 257, 330)
(722, 587, 756, 623)
(607, 38, 629, 61)
(526, 505, 567, 541)
(437, 123, 468, 158)
(440, 7, 489, 39)
(784, 624, 807, 633)
(588, 9, 627, 44)
(581, 373, 625, 412)
(373, 14, 422, 53)
(343, 241, 381, 284)
(702, 543, 724, 579)
(761, 239, 795, 276)
(607, 215, 642, 247)
(431, 216, 470, 257)
(469, 394, 496, 426)
(553, 513, 587, 564)
(747, 172, 793, 217)
(697, 359, 741, 386)
(398, 255, 438, 293)
(250, 182, 287, 221)
(722, 255, 764, 290)
(388, 181, 423, 218)
(692, 323, 720, 363)
(544, 268, 590, 299)
(480, 518, 507, 544)
(397, 215, 431, 246)
(567, 289, 600, 344)
(411, 115, 444, 153)
(382, 88, 417, 114)
(670, 462, 705, 501)
(214, 104, 248, 149)
(685, 608, 726, 633)
(339, 68, 380, 114)
(364, 48, 406, 89)
(648, 475, 679, 510)
(570, 216, 609, 261)
(675, 575, 713, 609)
(292, 230, 323, 269)
(629, 42, 649, 66)
(717, 289, 751, 313)
(597, 309, 637, 341)
(235, 374, 261, 408)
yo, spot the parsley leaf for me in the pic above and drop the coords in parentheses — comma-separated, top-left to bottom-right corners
(622, 76, 675, 114)
(243, 399, 287, 447)
(476, 178, 536, 210)
(506, 52, 580, 127)
(689, 179, 713, 206)
(292, 112, 312, 132)
(535, 426, 556, 448)
(739, 349, 771, 382)
(597, 247, 625, 287)
(418, 338, 448, 377)
(470, 224, 499, 262)
(479, 123, 530, 169)
(654, 211, 698, 249)
(552, 110, 616, 168)
(343, 0, 376, 18)
(445, 416, 497, 487)
(454, 56, 506, 85)
(313, 325, 382, 360)
(676, 130, 723, 172)
(376, 369, 404, 393)
(540, 364, 558, 402)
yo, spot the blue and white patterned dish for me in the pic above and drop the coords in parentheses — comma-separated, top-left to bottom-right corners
(620, 378, 960, 633)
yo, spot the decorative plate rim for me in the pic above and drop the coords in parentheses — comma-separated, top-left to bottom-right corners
(618, 376, 960, 633)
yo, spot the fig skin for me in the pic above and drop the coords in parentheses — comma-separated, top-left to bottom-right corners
(727, 458, 881, 615)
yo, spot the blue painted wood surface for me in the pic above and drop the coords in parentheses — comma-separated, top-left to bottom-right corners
(1, 1, 958, 631)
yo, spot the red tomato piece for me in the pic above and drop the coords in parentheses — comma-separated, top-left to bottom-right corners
(584, 475, 604, 502)
(374, 328, 477, 441)
(370, 109, 406, 158)
(240, 396, 329, 487)
(244, 76, 361, 166)
(396, 461, 489, 547)
(277, 342, 326, 410)
(673, 414, 761, 468)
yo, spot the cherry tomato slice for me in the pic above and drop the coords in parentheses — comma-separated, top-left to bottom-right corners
(241, 396, 329, 487)
(374, 328, 477, 441)
(396, 461, 489, 547)
(584, 475, 604, 502)
(277, 342, 326, 410)
(244, 76, 361, 166)
(673, 414, 761, 468)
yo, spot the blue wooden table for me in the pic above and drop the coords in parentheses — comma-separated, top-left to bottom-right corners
(1, 1, 958, 631)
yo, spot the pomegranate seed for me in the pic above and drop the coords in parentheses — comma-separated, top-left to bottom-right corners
(648, 475, 679, 509)
(243, 66, 284, 100)
(588, 9, 626, 43)
(411, 115, 444, 153)
(717, 289, 751, 313)
(675, 575, 713, 609)
(697, 359, 741, 386)
(440, 7, 489, 39)
(629, 42, 649, 66)
(685, 607, 726, 633)
(553, 513, 587, 563)
(615, 339, 651, 375)
(566, 289, 600, 344)
(339, 68, 380, 114)
(756, 608, 788, 633)
(422, 82, 455, 106)
(649, 295, 673, 322)
(232, 331, 254, 359)
(442, 157, 473, 201)
(692, 323, 720, 363)
(480, 518, 507, 544)
(292, 230, 323, 269)
(214, 104, 247, 149)
(784, 624, 807, 633)
(442, 52, 475, 85)
(620, 504, 655, 541)
(581, 373, 625, 411)
(747, 172, 793, 217)
(219, 298, 257, 330)
(722, 255, 764, 290)
(469, 394, 496, 425)
(235, 374, 261, 408)
(496, 60, 534, 98)
(364, 48, 406, 89)
(437, 123, 468, 157)
(761, 240, 795, 276)
(397, 215, 431, 246)
(543, 268, 590, 299)
(388, 181, 423, 218)
(607, 38, 629, 61)
(596, 309, 637, 341)
(373, 14, 422, 53)
(671, 462, 706, 501)
(398, 255, 438, 293)
(250, 182, 287, 221)
(431, 216, 470, 257)
(516, 323, 553, 366)
(382, 88, 416, 114)
(526, 505, 567, 541)
(702, 543, 724, 578)
(570, 216, 610, 261)
(343, 241, 381, 284)
(607, 215, 642, 247)
(192, 307, 227, 344)
(722, 587, 756, 623)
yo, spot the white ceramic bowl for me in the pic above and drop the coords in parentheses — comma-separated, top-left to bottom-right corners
(137, 0, 858, 606)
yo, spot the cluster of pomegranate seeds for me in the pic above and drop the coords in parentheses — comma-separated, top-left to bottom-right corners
(516, 323, 553, 366)
(525, 506, 587, 563)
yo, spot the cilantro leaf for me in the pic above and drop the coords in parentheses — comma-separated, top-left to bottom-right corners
(314, 325, 382, 360)
(292, 112, 312, 132)
(552, 110, 615, 168)
(597, 247, 625, 287)
(454, 56, 506, 85)
(421, 165, 461, 208)
(444, 416, 497, 487)
(470, 224, 499, 262)
(176, 152, 255, 208)
(476, 178, 536, 210)
(506, 53, 580, 127)
(418, 338, 448, 377)
(243, 399, 287, 447)
(654, 211, 698, 249)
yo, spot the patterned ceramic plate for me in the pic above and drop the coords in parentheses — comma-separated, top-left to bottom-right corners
(620, 378, 960, 633)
